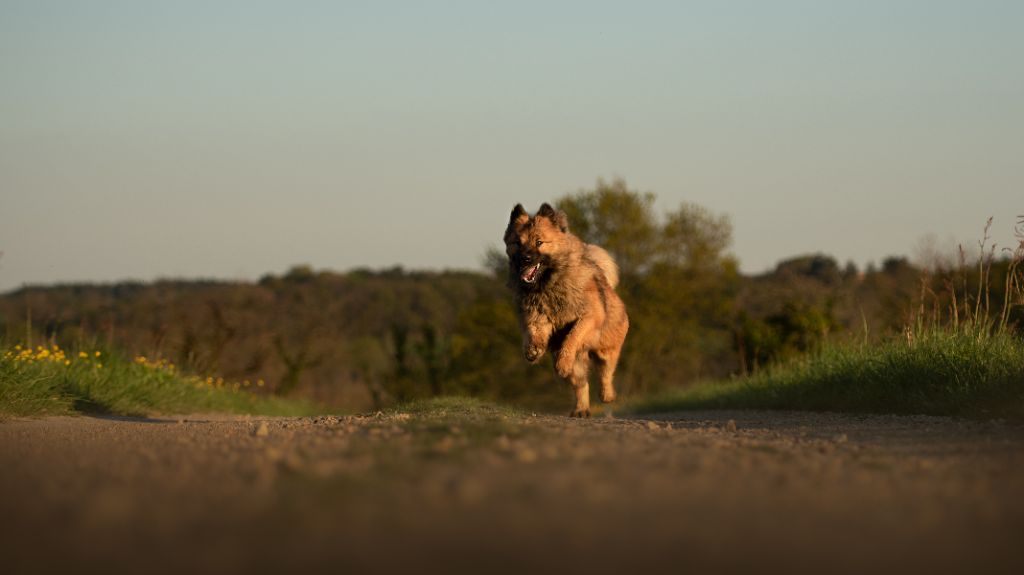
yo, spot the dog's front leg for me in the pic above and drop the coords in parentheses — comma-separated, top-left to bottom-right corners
(522, 315, 553, 364)
(555, 315, 598, 380)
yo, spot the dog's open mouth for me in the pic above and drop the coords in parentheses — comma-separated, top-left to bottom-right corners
(521, 263, 541, 283)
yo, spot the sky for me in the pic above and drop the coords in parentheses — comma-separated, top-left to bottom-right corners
(1, 0, 1022, 292)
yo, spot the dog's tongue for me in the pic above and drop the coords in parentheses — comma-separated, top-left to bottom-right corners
(521, 264, 540, 283)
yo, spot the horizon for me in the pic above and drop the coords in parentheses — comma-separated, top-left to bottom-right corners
(2, 1, 1021, 293)
(1, 237, 1014, 296)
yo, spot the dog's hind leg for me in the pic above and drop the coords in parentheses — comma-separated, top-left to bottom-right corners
(595, 305, 628, 404)
(593, 346, 621, 404)
(568, 353, 591, 417)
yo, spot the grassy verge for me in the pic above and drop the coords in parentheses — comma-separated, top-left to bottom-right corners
(629, 330, 1024, 420)
(391, 396, 524, 417)
(384, 397, 530, 455)
(0, 344, 323, 418)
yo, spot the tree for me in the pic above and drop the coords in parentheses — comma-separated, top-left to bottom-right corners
(557, 178, 659, 278)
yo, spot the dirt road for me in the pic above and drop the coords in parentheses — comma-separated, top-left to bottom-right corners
(1, 406, 1022, 574)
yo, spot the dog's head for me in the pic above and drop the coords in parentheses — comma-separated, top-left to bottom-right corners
(503, 203, 571, 288)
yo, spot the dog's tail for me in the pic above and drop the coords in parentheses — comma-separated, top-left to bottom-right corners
(585, 244, 620, 289)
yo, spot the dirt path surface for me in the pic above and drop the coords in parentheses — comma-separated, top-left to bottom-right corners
(2, 407, 1022, 574)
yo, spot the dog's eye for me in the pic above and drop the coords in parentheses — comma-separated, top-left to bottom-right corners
(535, 240, 543, 247)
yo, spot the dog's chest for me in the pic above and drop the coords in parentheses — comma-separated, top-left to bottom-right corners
(520, 282, 585, 326)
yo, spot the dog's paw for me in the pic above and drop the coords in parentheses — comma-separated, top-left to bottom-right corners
(524, 345, 544, 364)
(555, 356, 574, 379)
(569, 408, 591, 418)
(600, 390, 617, 403)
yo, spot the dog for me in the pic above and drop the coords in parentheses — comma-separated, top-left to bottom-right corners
(503, 203, 629, 417)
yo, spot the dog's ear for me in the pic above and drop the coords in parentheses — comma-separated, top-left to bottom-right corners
(505, 204, 529, 244)
(509, 203, 528, 224)
(538, 203, 569, 232)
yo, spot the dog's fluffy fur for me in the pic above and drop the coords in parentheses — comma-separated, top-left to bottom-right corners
(504, 203, 629, 417)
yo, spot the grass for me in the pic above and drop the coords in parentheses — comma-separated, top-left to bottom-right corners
(0, 344, 323, 418)
(391, 396, 524, 418)
(629, 329, 1024, 420)
(387, 397, 528, 448)
(631, 217, 1024, 421)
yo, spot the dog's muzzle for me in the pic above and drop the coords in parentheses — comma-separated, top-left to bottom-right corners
(521, 263, 541, 283)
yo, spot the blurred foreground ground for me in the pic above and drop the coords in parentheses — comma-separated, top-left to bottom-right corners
(1, 406, 1022, 574)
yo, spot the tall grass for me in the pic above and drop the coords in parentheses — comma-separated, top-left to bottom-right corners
(632, 217, 1024, 420)
(0, 344, 322, 418)
(632, 331, 1024, 419)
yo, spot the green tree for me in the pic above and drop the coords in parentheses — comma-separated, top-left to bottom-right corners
(557, 178, 659, 278)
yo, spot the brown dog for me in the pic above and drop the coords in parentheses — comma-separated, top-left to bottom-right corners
(504, 203, 629, 417)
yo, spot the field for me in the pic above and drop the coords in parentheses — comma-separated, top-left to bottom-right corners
(1, 398, 1022, 574)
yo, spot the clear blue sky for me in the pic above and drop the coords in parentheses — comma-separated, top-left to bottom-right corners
(2, 0, 1021, 292)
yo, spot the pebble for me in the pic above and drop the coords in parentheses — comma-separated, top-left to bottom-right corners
(433, 436, 455, 454)
(264, 447, 283, 461)
(255, 423, 269, 437)
(516, 447, 538, 463)
(725, 420, 738, 432)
